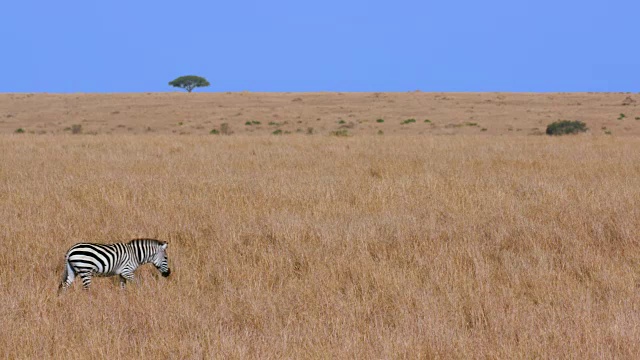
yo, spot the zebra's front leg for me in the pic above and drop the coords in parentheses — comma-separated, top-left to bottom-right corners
(119, 272, 135, 289)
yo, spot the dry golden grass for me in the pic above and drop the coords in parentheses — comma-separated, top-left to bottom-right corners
(1, 133, 639, 358)
(1, 92, 639, 136)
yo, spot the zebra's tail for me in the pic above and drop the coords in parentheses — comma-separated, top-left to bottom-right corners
(58, 256, 75, 294)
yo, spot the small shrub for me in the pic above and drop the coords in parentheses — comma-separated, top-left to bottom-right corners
(220, 123, 231, 135)
(245, 121, 252, 126)
(210, 129, 219, 135)
(545, 120, 588, 135)
(272, 129, 283, 135)
(465, 122, 478, 127)
(481, 128, 488, 132)
(635, 117, 640, 120)
(339, 122, 355, 129)
(331, 129, 349, 137)
(424, 119, 431, 123)
(14, 128, 25, 134)
(605, 130, 612, 135)
(307, 127, 314, 135)
(338, 120, 346, 124)
(252, 120, 261, 125)
(377, 130, 384, 135)
(71, 124, 82, 134)
(178, 122, 183, 126)
(376, 119, 385, 123)
(268, 122, 280, 126)
(401, 118, 416, 125)
(618, 113, 626, 120)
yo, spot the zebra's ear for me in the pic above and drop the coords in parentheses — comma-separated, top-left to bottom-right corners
(161, 243, 168, 250)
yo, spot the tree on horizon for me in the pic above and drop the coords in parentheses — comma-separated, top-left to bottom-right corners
(168, 75, 210, 93)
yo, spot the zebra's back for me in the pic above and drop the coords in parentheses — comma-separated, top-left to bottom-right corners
(66, 242, 134, 276)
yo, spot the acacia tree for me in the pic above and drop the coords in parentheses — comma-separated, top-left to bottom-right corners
(168, 75, 210, 92)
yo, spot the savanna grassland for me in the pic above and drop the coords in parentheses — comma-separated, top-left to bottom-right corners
(1, 92, 639, 136)
(1, 93, 640, 359)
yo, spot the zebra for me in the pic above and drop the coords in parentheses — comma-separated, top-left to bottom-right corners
(59, 238, 171, 292)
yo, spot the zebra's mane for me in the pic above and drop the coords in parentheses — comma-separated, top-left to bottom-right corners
(128, 238, 166, 247)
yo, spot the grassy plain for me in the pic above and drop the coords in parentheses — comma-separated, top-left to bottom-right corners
(1, 92, 639, 136)
(1, 131, 639, 358)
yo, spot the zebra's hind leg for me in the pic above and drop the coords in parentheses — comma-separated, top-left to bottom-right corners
(58, 260, 76, 295)
(57, 281, 70, 295)
(79, 272, 93, 290)
(58, 281, 71, 295)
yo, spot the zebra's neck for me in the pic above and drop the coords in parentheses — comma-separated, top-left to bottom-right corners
(128, 240, 154, 265)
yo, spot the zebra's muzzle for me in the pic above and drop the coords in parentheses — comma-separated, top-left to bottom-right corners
(162, 269, 171, 277)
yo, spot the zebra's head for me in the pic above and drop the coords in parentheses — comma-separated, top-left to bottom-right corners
(152, 241, 171, 277)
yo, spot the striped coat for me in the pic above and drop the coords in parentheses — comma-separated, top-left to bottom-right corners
(59, 238, 171, 291)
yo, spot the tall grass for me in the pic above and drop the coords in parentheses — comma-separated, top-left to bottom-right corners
(1, 134, 639, 358)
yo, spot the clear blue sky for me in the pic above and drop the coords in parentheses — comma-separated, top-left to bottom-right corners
(2, 0, 639, 92)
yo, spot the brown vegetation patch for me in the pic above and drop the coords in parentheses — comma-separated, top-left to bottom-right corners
(0, 135, 639, 357)
(2, 92, 640, 136)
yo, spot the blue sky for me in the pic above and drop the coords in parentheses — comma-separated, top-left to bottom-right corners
(1, 0, 639, 92)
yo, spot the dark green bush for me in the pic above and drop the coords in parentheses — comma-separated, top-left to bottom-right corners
(545, 120, 588, 136)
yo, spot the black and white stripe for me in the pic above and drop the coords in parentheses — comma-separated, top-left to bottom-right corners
(59, 238, 171, 291)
